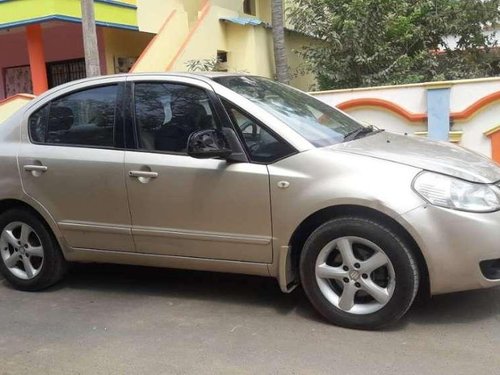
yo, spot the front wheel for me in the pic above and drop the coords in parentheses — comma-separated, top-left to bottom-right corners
(300, 217, 419, 330)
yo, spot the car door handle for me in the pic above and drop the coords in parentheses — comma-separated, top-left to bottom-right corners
(129, 171, 159, 179)
(23, 165, 48, 173)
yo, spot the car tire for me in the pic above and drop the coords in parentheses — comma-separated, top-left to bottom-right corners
(0, 209, 67, 291)
(300, 216, 419, 330)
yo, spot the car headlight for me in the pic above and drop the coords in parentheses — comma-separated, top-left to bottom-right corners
(412, 171, 500, 212)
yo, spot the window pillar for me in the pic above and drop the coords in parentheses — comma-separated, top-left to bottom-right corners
(26, 24, 48, 95)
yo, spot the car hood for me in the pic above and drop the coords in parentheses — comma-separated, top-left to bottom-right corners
(330, 132, 500, 183)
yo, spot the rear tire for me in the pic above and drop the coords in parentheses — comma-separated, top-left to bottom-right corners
(0, 209, 67, 291)
(300, 216, 419, 330)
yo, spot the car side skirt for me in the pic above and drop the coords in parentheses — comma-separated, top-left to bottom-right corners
(64, 247, 272, 277)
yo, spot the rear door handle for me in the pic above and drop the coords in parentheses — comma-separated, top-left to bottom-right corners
(129, 171, 159, 178)
(23, 165, 48, 173)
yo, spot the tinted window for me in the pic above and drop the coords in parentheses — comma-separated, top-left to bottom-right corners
(29, 105, 48, 143)
(224, 103, 295, 163)
(134, 83, 219, 153)
(29, 85, 117, 147)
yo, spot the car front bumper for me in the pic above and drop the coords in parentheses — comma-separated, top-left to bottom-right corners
(400, 204, 500, 295)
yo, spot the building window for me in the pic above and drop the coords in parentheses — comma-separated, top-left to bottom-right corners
(216, 50, 228, 72)
(243, 0, 256, 15)
(46, 59, 87, 89)
(4, 65, 33, 97)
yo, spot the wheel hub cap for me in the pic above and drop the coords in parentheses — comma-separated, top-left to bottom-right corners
(0, 222, 44, 280)
(315, 236, 396, 315)
(349, 270, 360, 281)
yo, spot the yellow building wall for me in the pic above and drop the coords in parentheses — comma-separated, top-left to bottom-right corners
(130, 0, 316, 89)
(225, 24, 255, 73)
(255, 0, 271, 24)
(212, 0, 243, 12)
(136, 0, 183, 33)
(169, 5, 237, 71)
(0, 0, 137, 29)
(226, 23, 273, 75)
(132, 8, 190, 73)
(102, 28, 154, 74)
(182, 0, 206, 26)
(252, 26, 274, 77)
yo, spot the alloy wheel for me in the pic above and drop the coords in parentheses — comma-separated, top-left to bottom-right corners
(0, 222, 44, 280)
(315, 236, 395, 315)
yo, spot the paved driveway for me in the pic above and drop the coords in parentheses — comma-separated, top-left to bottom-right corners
(0, 264, 499, 375)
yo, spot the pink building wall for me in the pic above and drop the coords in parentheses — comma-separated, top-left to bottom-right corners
(0, 22, 107, 99)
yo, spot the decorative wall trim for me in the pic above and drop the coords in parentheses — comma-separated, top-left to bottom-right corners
(336, 91, 500, 123)
(451, 91, 500, 121)
(484, 124, 500, 136)
(336, 98, 427, 122)
(414, 131, 463, 143)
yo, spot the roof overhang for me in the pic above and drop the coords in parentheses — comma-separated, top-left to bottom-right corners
(220, 16, 267, 27)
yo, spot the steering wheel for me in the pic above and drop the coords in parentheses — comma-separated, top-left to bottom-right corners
(240, 121, 261, 152)
(240, 121, 258, 138)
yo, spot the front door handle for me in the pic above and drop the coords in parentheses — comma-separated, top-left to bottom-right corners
(129, 171, 159, 179)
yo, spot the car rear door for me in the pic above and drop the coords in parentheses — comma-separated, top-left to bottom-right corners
(123, 76, 274, 263)
(18, 81, 134, 252)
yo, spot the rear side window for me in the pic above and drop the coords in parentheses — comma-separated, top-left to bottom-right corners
(28, 85, 118, 147)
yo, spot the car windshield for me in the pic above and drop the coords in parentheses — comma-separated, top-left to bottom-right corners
(214, 76, 365, 147)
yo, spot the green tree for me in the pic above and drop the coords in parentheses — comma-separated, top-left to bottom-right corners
(288, 0, 500, 90)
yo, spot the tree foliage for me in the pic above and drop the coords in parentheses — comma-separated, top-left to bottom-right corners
(288, 0, 500, 89)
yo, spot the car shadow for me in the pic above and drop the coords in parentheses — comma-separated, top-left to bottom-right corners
(4, 263, 500, 329)
(46, 263, 322, 322)
(407, 287, 500, 326)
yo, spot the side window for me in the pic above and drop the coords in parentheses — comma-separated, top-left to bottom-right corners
(224, 103, 295, 163)
(28, 105, 48, 143)
(28, 85, 117, 147)
(134, 82, 219, 153)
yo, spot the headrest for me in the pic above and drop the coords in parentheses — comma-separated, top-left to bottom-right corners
(48, 106, 74, 131)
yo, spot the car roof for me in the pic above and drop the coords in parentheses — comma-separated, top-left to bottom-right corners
(61, 72, 245, 86)
(21, 72, 250, 112)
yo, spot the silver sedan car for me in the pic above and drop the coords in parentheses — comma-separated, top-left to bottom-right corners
(1, 73, 500, 329)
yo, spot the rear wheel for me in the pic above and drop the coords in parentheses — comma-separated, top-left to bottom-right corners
(300, 217, 419, 330)
(0, 209, 67, 291)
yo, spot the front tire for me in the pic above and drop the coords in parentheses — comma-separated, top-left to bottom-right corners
(0, 209, 67, 291)
(300, 216, 419, 330)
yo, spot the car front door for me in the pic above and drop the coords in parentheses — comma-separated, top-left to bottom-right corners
(18, 83, 134, 252)
(124, 78, 274, 263)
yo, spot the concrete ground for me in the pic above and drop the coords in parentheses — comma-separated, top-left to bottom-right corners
(0, 264, 499, 375)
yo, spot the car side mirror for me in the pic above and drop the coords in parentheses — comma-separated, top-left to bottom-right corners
(187, 129, 233, 159)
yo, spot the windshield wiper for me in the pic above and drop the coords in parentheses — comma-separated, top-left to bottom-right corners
(343, 125, 383, 142)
